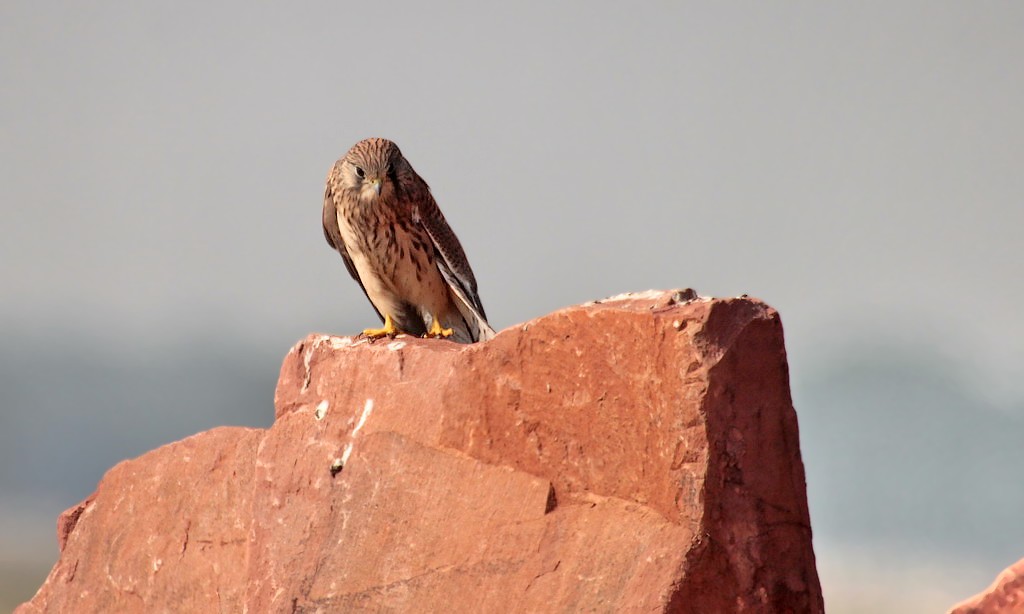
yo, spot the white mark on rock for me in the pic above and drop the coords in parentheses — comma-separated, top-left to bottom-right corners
(600, 289, 712, 303)
(300, 337, 320, 393)
(387, 340, 406, 351)
(315, 400, 329, 420)
(300, 335, 357, 392)
(602, 289, 666, 302)
(353, 399, 373, 435)
(339, 398, 375, 467)
(329, 336, 355, 349)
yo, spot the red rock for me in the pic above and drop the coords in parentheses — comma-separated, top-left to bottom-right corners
(949, 557, 1024, 614)
(18, 290, 823, 613)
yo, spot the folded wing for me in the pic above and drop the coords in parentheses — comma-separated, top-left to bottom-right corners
(416, 194, 496, 342)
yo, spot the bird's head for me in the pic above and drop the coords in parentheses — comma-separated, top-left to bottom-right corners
(337, 137, 406, 202)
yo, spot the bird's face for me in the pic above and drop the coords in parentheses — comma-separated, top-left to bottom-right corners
(347, 159, 388, 202)
(340, 138, 404, 204)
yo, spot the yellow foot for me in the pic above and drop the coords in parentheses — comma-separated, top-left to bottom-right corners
(363, 314, 400, 340)
(424, 316, 454, 339)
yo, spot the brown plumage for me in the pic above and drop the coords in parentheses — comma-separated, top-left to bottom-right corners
(323, 138, 495, 343)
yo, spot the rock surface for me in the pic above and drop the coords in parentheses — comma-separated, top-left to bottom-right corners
(949, 557, 1024, 614)
(18, 290, 823, 613)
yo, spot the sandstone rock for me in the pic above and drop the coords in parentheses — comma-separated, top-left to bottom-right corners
(949, 557, 1024, 614)
(18, 290, 822, 613)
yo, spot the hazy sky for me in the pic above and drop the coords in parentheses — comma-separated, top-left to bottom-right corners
(3, 3, 1021, 377)
(2, 3, 1022, 611)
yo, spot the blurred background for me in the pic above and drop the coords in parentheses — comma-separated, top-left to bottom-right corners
(2, 3, 1022, 611)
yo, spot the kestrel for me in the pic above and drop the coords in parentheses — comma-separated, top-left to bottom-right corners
(322, 138, 496, 344)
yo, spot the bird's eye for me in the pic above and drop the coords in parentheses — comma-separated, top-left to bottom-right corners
(355, 166, 365, 179)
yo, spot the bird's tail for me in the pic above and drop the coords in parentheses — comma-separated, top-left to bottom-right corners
(447, 287, 496, 343)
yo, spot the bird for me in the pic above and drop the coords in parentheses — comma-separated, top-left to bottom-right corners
(322, 138, 496, 344)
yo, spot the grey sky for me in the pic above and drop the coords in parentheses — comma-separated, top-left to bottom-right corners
(2, 3, 1022, 611)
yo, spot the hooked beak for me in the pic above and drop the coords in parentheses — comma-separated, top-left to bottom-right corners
(369, 177, 382, 196)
